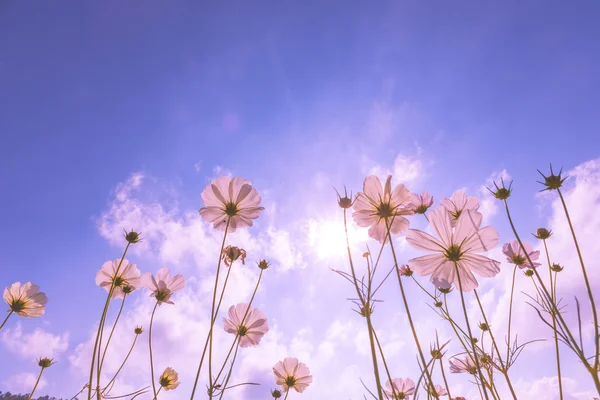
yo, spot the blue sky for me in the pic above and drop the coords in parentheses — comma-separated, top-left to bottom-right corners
(2, 1, 600, 399)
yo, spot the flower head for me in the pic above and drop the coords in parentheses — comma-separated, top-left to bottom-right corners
(487, 179, 512, 200)
(271, 389, 282, 398)
(406, 207, 500, 292)
(502, 240, 541, 269)
(524, 269, 534, 277)
(384, 378, 415, 399)
(425, 384, 448, 397)
(440, 191, 481, 227)
(37, 357, 55, 368)
(551, 263, 564, 272)
(273, 357, 312, 393)
(223, 303, 269, 347)
(398, 265, 413, 277)
(222, 246, 246, 267)
(410, 190, 434, 214)
(534, 228, 552, 240)
(159, 367, 180, 390)
(134, 326, 143, 335)
(123, 229, 142, 244)
(199, 176, 265, 232)
(537, 164, 567, 191)
(449, 355, 477, 374)
(257, 259, 271, 270)
(352, 175, 414, 243)
(95, 259, 141, 299)
(3, 282, 47, 317)
(142, 268, 186, 305)
(334, 186, 354, 209)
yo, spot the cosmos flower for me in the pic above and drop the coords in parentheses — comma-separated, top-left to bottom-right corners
(273, 357, 312, 393)
(502, 240, 541, 269)
(384, 378, 415, 399)
(199, 176, 264, 232)
(222, 245, 247, 267)
(449, 355, 477, 374)
(223, 303, 269, 347)
(95, 259, 141, 299)
(425, 384, 448, 397)
(353, 175, 414, 243)
(3, 282, 47, 317)
(142, 268, 186, 305)
(440, 191, 481, 227)
(410, 190, 435, 214)
(159, 367, 180, 390)
(406, 206, 500, 292)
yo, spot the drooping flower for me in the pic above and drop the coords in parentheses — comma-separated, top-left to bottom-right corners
(384, 378, 415, 399)
(398, 265, 413, 277)
(502, 240, 541, 269)
(222, 245, 247, 267)
(440, 191, 481, 227)
(352, 175, 414, 243)
(406, 206, 500, 292)
(199, 176, 265, 232)
(449, 355, 477, 374)
(273, 357, 313, 393)
(410, 190, 434, 214)
(223, 303, 269, 347)
(142, 268, 186, 305)
(95, 259, 141, 299)
(158, 367, 180, 390)
(425, 384, 448, 396)
(3, 282, 47, 317)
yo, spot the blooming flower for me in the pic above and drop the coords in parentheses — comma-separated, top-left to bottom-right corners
(440, 191, 481, 227)
(3, 282, 47, 317)
(352, 175, 414, 243)
(223, 303, 269, 347)
(410, 190, 434, 214)
(222, 245, 247, 267)
(398, 265, 413, 277)
(273, 357, 313, 393)
(199, 176, 265, 232)
(502, 240, 541, 269)
(449, 355, 477, 374)
(159, 367, 180, 390)
(142, 268, 186, 305)
(425, 384, 448, 396)
(406, 206, 500, 291)
(384, 378, 415, 399)
(95, 259, 141, 299)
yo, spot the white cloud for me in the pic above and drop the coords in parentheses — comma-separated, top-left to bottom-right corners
(369, 152, 428, 187)
(2, 372, 47, 393)
(0, 323, 69, 361)
(479, 168, 511, 224)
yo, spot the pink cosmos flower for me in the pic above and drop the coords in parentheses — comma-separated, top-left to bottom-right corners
(406, 206, 500, 291)
(398, 265, 413, 277)
(440, 191, 481, 227)
(199, 176, 264, 232)
(449, 355, 477, 374)
(384, 378, 415, 398)
(95, 259, 141, 299)
(410, 190, 434, 214)
(3, 282, 47, 317)
(426, 384, 448, 396)
(273, 357, 313, 393)
(222, 245, 247, 267)
(142, 268, 186, 305)
(353, 175, 415, 243)
(223, 303, 269, 347)
(502, 240, 541, 269)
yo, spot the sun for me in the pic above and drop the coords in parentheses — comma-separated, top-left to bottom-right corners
(307, 216, 368, 260)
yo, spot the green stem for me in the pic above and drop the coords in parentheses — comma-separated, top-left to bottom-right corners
(190, 218, 230, 400)
(473, 290, 517, 399)
(372, 325, 399, 399)
(217, 338, 241, 400)
(149, 302, 159, 400)
(0, 310, 13, 331)
(99, 295, 127, 380)
(26, 367, 45, 400)
(103, 331, 140, 395)
(453, 262, 490, 400)
(506, 265, 517, 363)
(88, 243, 130, 400)
(557, 188, 599, 370)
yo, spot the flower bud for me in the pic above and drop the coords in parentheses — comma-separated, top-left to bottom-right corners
(537, 165, 567, 191)
(534, 228, 552, 240)
(479, 322, 490, 331)
(257, 259, 271, 270)
(271, 389, 282, 398)
(124, 229, 142, 244)
(488, 179, 512, 200)
(434, 301, 443, 308)
(551, 263, 564, 272)
(334, 186, 353, 209)
(524, 269, 534, 277)
(135, 326, 143, 335)
(37, 357, 54, 368)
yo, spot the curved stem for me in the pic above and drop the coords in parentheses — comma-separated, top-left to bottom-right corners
(26, 367, 45, 400)
(506, 265, 517, 363)
(453, 263, 490, 400)
(557, 188, 599, 370)
(89, 243, 130, 400)
(0, 310, 13, 331)
(372, 326, 398, 399)
(103, 332, 140, 395)
(148, 302, 159, 400)
(217, 338, 242, 400)
(190, 218, 230, 400)
(99, 295, 127, 383)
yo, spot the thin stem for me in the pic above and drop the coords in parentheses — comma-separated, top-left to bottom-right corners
(283, 389, 290, 400)
(473, 290, 517, 399)
(0, 310, 13, 331)
(386, 219, 438, 399)
(99, 295, 127, 378)
(542, 239, 563, 400)
(372, 327, 399, 399)
(557, 188, 599, 370)
(439, 358, 452, 399)
(453, 262, 490, 400)
(506, 265, 517, 363)
(217, 338, 241, 400)
(89, 243, 130, 400)
(103, 332, 140, 395)
(148, 302, 160, 400)
(26, 367, 45, 400)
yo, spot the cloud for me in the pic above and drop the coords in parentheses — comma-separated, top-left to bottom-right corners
(2, 372, 47, 393)
(368, 152, 430, 188)
(479, 168, 511, 224)
(0, 323, 69, 361)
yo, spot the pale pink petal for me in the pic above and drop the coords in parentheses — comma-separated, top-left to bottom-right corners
(409, 254, 446, 276)
(429, 207, 453, 247)
(453, 209, 483, 244)
(368, 220, 388, 244)
(167, 274, 186, 292)
(406, 229, 445, 252)
(352, 209, 377, 227)
(363, 176, 384, 203)
(462, 254, 501, 278)
(156, 268, 171, 283)
(462, 225, 499, 253)
(199, 206, 225, 222)
(388, 216, 410, 235)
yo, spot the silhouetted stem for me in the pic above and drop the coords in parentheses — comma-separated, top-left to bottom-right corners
(26, 366, 46, 400)
(148, 302, 159, 400)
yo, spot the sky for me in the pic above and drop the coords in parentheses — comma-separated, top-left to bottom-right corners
(1, 1, 600, 399)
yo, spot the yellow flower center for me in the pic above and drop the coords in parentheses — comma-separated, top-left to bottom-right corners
(237, 325, 248, 336)
(376, 202, 395, 219)
(284, 376, 297, 386)
(510, 254, 526, 266)
(10, 299, 27, 312)
(443, 245, 463, 262)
